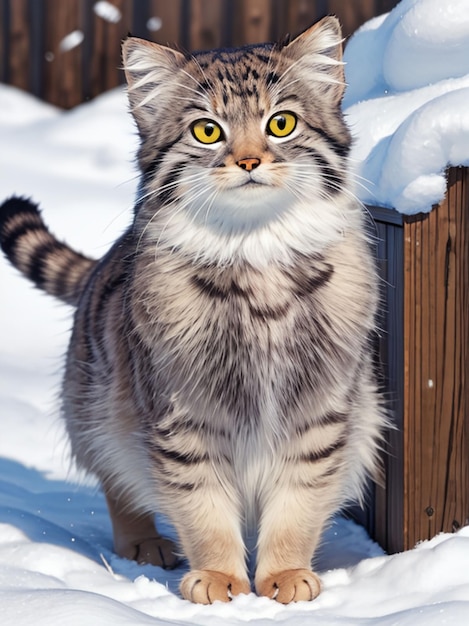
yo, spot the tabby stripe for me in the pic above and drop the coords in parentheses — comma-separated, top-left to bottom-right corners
(155, 462, 199, 491)
(85, 272, 128, 366)
(151, 443, 208, 465)
(192, 274, 231, 300)
(156, 168, 184, 206)
(143, 133, 184, 182)
(27, 240, 63, 288)
(53, 254, 91, 302)
(321, 411, 349, 425)
(193, 274, 290, 319)
(299, 464, 341, 488)
(250, 303, 290, 320)
(304, 121, 350, 158)
(300, 436, 347, 463)
(160, 478, 197, 492)
(275, 93, 300, 105)
(0, 197, 41, 242)
(296, 411, 349, 436)
(302, 147, 343, 194)
(183, 103, 208, 113)
(266, 70, 281, 86)
(292, 264, 334, 298)
(253, 52, 273, 64)
(0, 221, 43, 258)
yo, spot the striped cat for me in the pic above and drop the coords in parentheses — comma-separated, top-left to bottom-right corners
(0, 17, 385, 604)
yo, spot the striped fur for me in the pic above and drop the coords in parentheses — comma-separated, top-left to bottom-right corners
(0, 197, 96, 306)
(0, 17, 386, 604)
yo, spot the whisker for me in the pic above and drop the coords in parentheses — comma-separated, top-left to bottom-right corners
(189, 58, 218, 101)
(152, 181, 213, 253)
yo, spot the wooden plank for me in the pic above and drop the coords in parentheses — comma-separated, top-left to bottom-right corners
(403, 167, 469, 549)
(189, 0, 223, 51)
(285, 0, 321, 38)
(42, 0, 83, 108)
(232, 0, 272, 46)
(368, 207, 405, 553)
(148, 0, 183, 46)
(8, 0, 30, 92)
(0, 0, 6, 84)
(89, 0, 133, 99)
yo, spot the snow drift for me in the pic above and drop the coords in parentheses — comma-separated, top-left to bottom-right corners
(344, 0, 469, 213)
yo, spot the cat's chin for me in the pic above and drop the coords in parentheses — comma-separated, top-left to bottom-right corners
(188, 185, 293, 233)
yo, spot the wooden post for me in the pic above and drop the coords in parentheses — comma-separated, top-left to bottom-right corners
(369, 167, 469, 554)
(402, 167, 469, 549)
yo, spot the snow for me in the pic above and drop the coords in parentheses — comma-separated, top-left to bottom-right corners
(147, 17, 163, 33)
(93, 1, 122, 24)
(59, 30, 85, 53)
(343, 0, 469, 213)
(2, 0, 469, 620)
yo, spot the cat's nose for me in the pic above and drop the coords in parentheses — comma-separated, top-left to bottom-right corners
(236, 157, 261, 171)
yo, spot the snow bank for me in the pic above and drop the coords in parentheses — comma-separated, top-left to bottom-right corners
(344, 0, 469, 214)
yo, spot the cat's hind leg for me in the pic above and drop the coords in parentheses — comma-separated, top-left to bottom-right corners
(105, 490, 179, 569)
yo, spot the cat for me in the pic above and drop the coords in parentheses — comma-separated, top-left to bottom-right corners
(0, 16, 385, 604)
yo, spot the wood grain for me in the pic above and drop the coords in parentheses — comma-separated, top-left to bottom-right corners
(7, 0, 30, 91)
(403, 167, 469, 549)
(43, 0, 82, 108)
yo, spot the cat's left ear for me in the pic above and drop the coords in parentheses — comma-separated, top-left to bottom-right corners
(122, 37, 186, 133)
(284, 16, 345, 105)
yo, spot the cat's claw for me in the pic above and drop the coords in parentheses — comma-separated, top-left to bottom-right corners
(180, 570, 251, 604)
(256, 569, 321, 603)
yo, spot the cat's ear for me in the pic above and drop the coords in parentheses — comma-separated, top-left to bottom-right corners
(284, 16, 345, 105)
(122, 37, 186, 133)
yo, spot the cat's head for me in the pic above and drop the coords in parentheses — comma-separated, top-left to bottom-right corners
(123, 17, 357, 265)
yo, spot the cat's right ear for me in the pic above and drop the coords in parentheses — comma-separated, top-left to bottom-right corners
(122, 37, 185, 133)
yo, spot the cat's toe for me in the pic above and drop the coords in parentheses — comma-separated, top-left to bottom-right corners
(180, 570, 251, 604)
(256, 568, 321, 603)
(136, 537, 179, 569)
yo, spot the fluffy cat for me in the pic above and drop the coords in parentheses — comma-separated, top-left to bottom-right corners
(0, 17, 385, 604)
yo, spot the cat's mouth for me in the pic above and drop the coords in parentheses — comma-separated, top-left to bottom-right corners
(237, 175, 274, 190)
(241, 180, 265, 188)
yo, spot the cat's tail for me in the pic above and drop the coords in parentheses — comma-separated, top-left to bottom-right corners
(0, 196, 98, 307)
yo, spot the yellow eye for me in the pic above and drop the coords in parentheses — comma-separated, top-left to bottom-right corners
(191, 119, 223, 144)
(267, 112, 297, 138)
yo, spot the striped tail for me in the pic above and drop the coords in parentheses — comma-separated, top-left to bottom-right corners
(0, 196, 98, 307)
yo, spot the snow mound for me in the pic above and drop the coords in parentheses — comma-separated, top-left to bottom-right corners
(344, 0, 469, 214)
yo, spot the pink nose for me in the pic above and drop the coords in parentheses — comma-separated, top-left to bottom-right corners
(236, 157, 261, 172)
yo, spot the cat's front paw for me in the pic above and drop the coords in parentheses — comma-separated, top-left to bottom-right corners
(180, 570, 251, 604)
(256, 568, 321, 603)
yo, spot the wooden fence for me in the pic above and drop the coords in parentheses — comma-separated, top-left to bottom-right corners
(0, 0, 398, 108)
